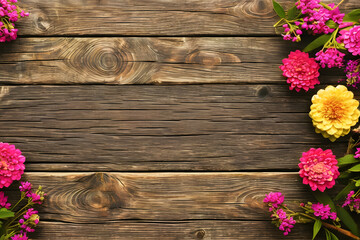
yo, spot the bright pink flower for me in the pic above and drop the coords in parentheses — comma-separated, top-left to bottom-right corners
(342, 191, 360, 212)
(263, 192, 284, 211)
(0, 142, 25, 188)
(338, 26, 360, 56)
(355, 148, 360, 158)
(296, 0, 321, 14)
(19, 181, 32, 195)
(299, 148, 339, 192)
(273, 209, 296, 236)
(11, 234, 28, 240)
(280, 50, 320, 92)
(312, 203, 337, 220)
(315, 48, 345, 68)
(0, 191, 11, 209)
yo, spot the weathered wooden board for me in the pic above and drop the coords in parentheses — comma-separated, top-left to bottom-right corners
(16, 172, 311, 222)
(0, 84, 347, 171)
(17, 0, 359, 36)
(0, 37, 342, 84)
(33, 220, 313, 240)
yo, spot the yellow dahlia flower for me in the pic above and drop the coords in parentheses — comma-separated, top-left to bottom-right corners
(309, 85, 360, 142)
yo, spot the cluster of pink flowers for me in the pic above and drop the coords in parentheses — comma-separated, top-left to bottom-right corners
(0, 0, 29, 42)
(264, 192, 296, 236)
(263, 192, 284, 211)
(19, 181, 46, 205)
(342, 59, 360, 88)
(19, 208, 39, 234)
(0, 142, 25, 188)
(298, 148, 339, 192)
(273, 209, 296, 236)
(315, 48, 345, 68)
(280, 50, 320, 92)
(342, 191, 360, 213)
(355, 147, 360, 158)
(296, 0, 321, 15)
(311, 203, 337, 220)
(282, 23, 302, 42)
(11, 234, 28, 240)
(338, 26, 360, 56)
(0, 191, 11, 209)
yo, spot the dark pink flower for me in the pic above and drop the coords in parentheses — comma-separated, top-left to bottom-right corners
(0, 142, 25, 188)
(315, 48, 345, 68)
(0, 191, 11, 209)
(299, 148, 339, 192)
(338, 26, 360, 56)
(263, 192, 284, 211)
(280, 50, 320, 92)
(272, 209, 296, 236)
(312, 203, 337, 220)
(11, 234, 28, 240)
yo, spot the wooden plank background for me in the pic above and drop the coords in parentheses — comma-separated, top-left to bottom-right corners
(0, 0, 358, 239)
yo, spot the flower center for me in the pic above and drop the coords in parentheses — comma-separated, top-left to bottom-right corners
(323, 100, 344, 120)
(312, 162, 326, 173)
(0, 156, 8, 169)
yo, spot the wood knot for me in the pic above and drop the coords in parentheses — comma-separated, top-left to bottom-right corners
(185, 50, 240, 67)
(195, 229, 206, 239)
(256, 86, 271, 98)
(232, 0, 275, 18)
(33, 11, 52, 32)
(47, 173, 133, 222)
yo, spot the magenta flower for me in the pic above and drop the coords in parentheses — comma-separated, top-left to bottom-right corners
(343, 60, 360, 88)
(338, 26, 360, 56)
(315, 48, 345, 68)
(11, 234, 28, 240)
(0, 142, 25, 188)
(19, 181, 32, 195)
(296, 0, 321, 14)
(272, 209, 296, 236)
(342, 191, 360, 213)
(280, 50, 320, 92)
(0, 191, 11, 209)
(312, 203, 337, 220)
(263, 192, 284, 211)
(355, 148, 360, 158)
(299, 148, 339, 192)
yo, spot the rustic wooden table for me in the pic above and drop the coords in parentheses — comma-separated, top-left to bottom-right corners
(0, 0, 359, 239)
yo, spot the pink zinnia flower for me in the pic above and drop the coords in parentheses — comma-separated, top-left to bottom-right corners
(338, 26, 360, 56)
(0, 191, 11, 209)
(299, 148, 339, 192)
(0, 142, 25, 188)
(263, 192, 284, 211)
(315, 48, 345, 68)
(280, 50, 320, 92)
(312, 203, 337, 220)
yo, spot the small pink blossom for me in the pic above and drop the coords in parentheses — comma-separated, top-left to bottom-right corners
(338, 26, 360, 56)
(0, 191, 11, 209)
(11, 234, 28, 240)
(299, 148, 339, 192)
(280, 50, 320, 92)
(263, 192, 284, 211)
(312, 203, 337, 220)
(315, 48, 345, 68)
(272, 209, 296, 236)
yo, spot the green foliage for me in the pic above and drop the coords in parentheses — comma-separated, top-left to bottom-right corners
(0, 209, 14, 219)
(337, 154, 359, 167)
(334, 181, 356, 201)
(336, 206, 359, 236)
(348, 164, 360, 172)
(313, 219, 322, 240)
(325, 228, 339, 240)
(343, 9, 360, 23)
(272, 0, 286, 18)
(303, 34, 331, 52)
(325, 20, 338, 29)
(287, 5, 301, 20)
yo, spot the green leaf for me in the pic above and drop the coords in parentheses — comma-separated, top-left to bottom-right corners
(0, 208, 14, 219)
(355, 179, 360, 187)
(313, 219, 322, 240)
(338, 171, 351, 180)
(336, 206, 359, 236)
(334, 181, 356, 201)
(337, 154, 358, 167)
(303, 34, 331, 52)
(325, 228, 331, 240)
(273, 0, 286, 18)
(326, 20, 338, 29)
(287, 6, 301, 20)
(348, 164, 360, 172)
(343, 9, 360, 23)
(329, 231, 339, 240)
(313, 191, 336, 212)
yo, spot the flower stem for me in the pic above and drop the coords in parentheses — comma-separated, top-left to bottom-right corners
(322, 222, 360, 240)
(335, 0, 345, 9)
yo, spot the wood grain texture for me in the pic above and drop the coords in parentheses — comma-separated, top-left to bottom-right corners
(16, 0, 360, 36)
(16, 172, 312, 222)
(32, 220, 313, 240)
(0, 85, 348, 172)
(0, 37, 343, 84)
